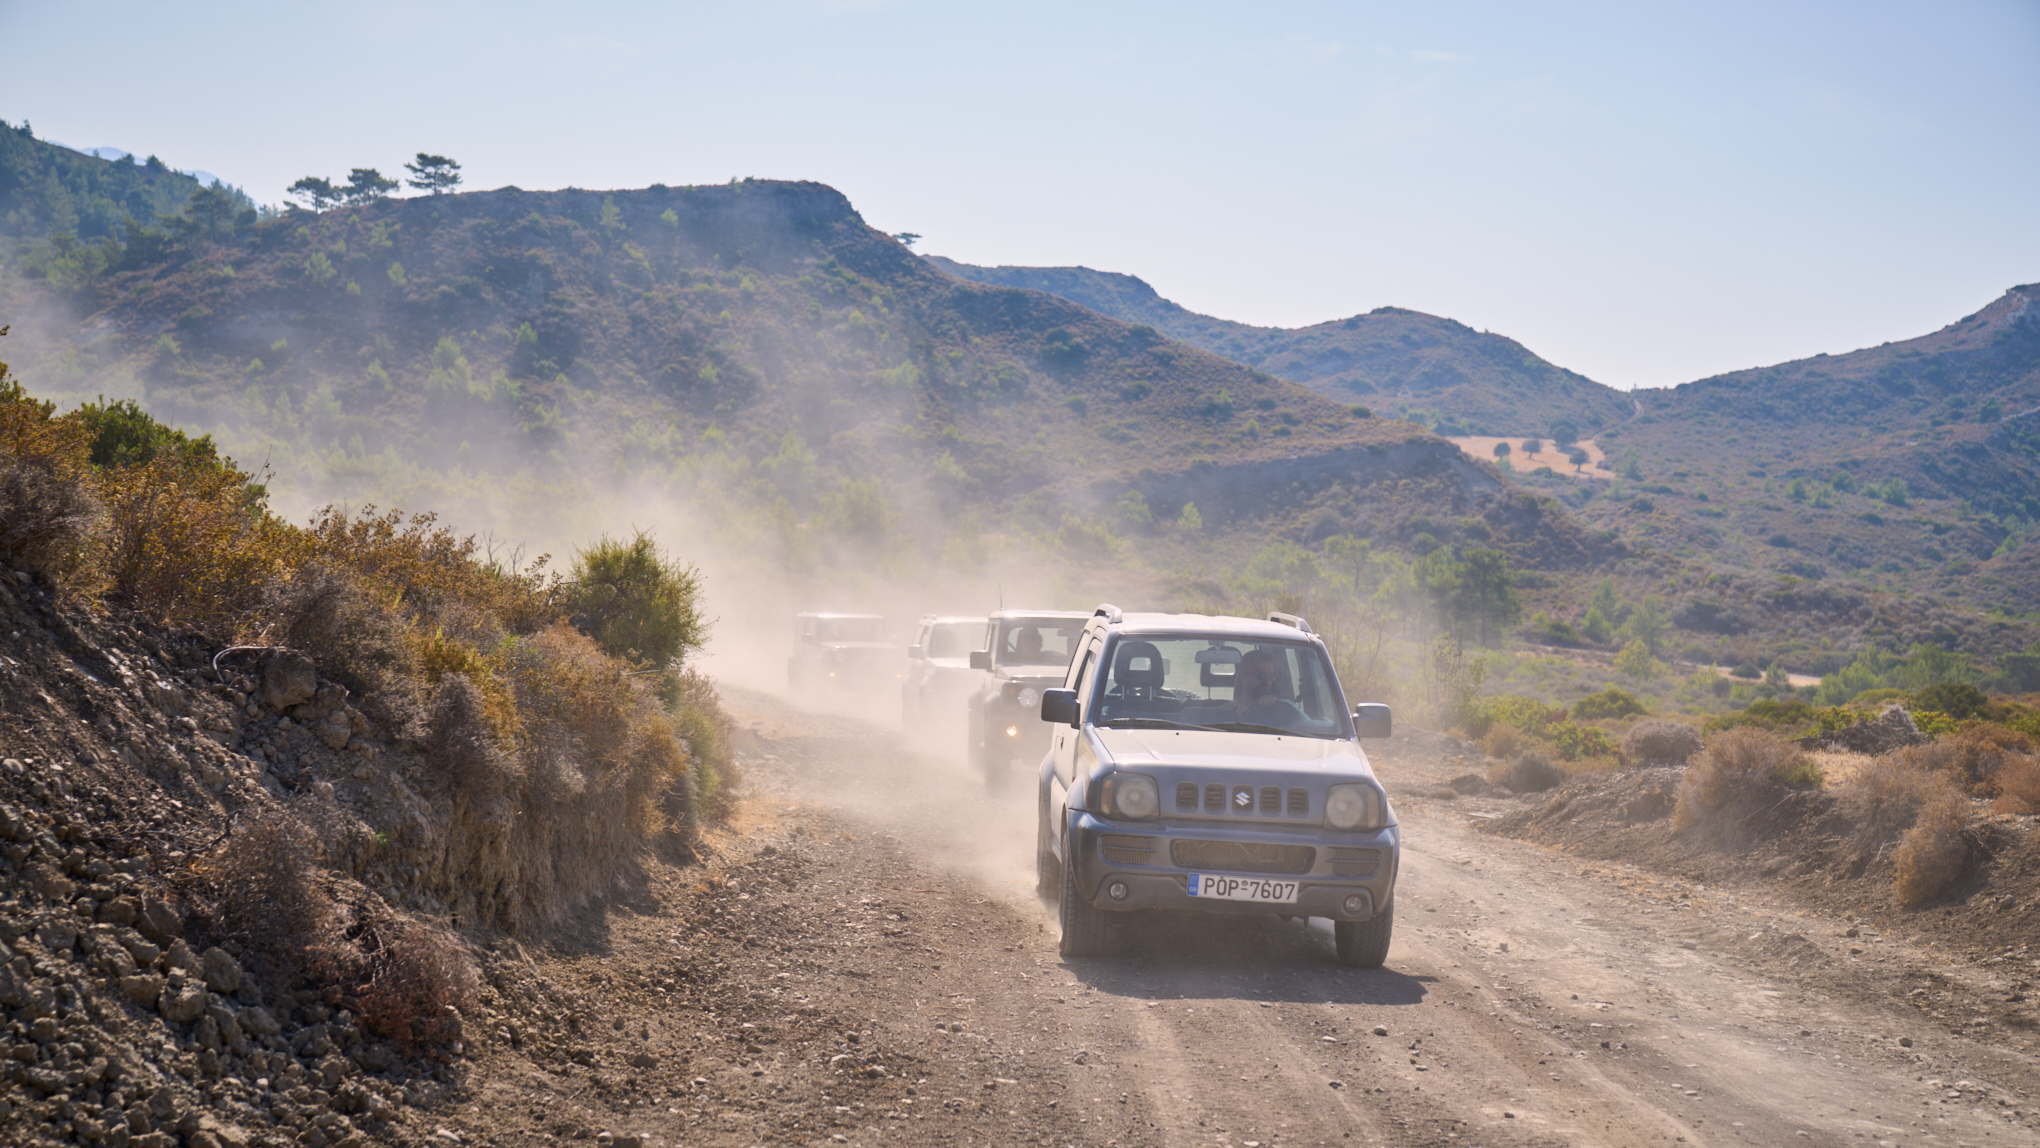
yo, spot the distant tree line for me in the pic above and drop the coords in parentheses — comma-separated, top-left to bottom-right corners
(288, 153, 462, 211)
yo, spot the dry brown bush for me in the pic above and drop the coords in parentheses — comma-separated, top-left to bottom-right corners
(264, 563, 417, 711)
(1902, 724, 2036, 797)
(423, 672, 520, 801)
(1481, 724, 1524, 762)
(97, 448, 307, 628)
(351, 913, 477, 1054)
(1672, 728, 1817, 833)
(201, 811, 335, 979)
(1992, 754, 2040, 814)
(1621, 720, 1705, 767)
(1892, 788, 1970, 906)
(1844, 747, 1970, 843)
(0, 366, 103, 590)
(1491, 749, 1566, 794)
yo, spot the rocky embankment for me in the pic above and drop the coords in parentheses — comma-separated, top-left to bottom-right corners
(0, 560, 616, 1147)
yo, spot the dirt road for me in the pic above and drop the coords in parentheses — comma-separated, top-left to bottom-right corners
(436, 689, 2038, 1148)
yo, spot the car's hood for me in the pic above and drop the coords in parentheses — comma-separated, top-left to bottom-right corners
(994, 667, 1067, 682)
(1095, 727, 1376, 779)
(819, 641, 899, 652)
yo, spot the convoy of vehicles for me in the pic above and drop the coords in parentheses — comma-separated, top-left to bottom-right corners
(789, 602, 1400, 967)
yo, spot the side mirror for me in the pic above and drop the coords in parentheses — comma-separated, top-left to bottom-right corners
(1352, 703, 1392, 739)
(1040, 688, 1080, 728)
(907, 644, 924, 660)
(969, 650, 992, 671)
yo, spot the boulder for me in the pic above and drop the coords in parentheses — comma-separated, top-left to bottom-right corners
(200, 947, 243, 994)
(135, 897, 182, 946)
(260, 652, 319, 712)
(121, 974, 165, 1008)
(159, 979, 207, 1024)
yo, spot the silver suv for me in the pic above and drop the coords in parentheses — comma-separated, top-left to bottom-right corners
(903, 614, 987, 730)
(1035, 606, 1399, 966)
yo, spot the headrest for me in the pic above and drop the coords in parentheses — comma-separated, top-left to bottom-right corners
(1115, 640, 1164, 689)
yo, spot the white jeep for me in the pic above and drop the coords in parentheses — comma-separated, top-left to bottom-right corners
(1035, 606, 1399, 966)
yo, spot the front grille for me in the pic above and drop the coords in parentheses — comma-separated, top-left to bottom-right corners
(1327, 846, 1381, 877)
(1180, 781, 1314, 817)
(1100, 834, 1157, 866)
(1170, 839, 1315, 875)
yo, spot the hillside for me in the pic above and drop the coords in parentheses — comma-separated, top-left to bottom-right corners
(1536, 285, 2040, 607)
(925, 256, 1634, 438)
(0, 159, 1605, 582)
(1, 121, 246, 246)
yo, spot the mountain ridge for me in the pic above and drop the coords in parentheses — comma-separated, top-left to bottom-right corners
(924, 255, 1635, 437)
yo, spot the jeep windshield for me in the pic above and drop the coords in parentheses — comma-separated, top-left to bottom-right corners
(993, 618, 1083, 667)
(1091, 635, 1352, 739)
(816, 617, 887, 643)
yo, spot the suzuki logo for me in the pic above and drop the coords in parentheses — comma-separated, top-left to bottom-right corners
(1234, 790, 1252, 808)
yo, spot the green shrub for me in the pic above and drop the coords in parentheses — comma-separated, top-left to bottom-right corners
(570, 529, 708, 668)
(1911, 682, 1987, 721)
(1550, 721, 1618, 761)
(1572, 686, 1646, 720)
(1476, 695, 1568, 738)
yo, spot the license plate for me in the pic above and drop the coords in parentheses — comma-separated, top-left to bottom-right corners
(1186, 874, 1299, 904)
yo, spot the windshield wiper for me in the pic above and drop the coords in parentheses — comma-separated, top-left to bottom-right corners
(1097, 717, 1220, 732)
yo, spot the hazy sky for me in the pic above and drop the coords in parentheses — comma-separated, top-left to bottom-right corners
(5, 0, 2036, 389)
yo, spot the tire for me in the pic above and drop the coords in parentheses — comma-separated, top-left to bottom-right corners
(1334, 901, 1394, 968)
(1058, 833, 1116, 958)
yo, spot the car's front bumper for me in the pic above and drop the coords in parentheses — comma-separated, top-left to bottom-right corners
(1066, 810, 1398, 921)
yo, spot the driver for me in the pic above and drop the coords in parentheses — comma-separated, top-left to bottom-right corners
(1232, 649, 1301, 728)
(1011, 627, 1045, 662)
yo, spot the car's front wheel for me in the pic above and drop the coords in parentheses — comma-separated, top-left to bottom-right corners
(1334, 901, 1393, 968)
(1058, 835, 1117, 958)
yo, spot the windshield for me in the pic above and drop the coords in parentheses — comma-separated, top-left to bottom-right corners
(816, 617, 886, 643)
(994, 617, 1083, 667)
(925, 621, 983, 659)
(1091, 635, 1351, 739)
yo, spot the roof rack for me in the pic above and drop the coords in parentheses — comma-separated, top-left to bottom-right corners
(1267, 611, 1314, 634)
(1093, 603, 1124, 623)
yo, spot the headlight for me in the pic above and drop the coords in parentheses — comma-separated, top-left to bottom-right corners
(1100, 772, 1159, 820)
(1324, 783, 1385, 831)
(1017, 687, 1040, 709)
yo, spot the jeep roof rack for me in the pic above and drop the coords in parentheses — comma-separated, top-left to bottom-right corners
(1267, 611, 1314, 634)
(1093, 603, 1124, 623)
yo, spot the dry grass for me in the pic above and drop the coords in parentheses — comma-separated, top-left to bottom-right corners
(1672, 728, 1818, 833)
(1621, 720, 1704, 767)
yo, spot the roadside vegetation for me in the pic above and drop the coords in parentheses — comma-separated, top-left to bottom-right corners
(0, 340, 734, 845)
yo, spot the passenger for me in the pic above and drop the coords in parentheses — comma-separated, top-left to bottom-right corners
(1232, 649, 1302, 728)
